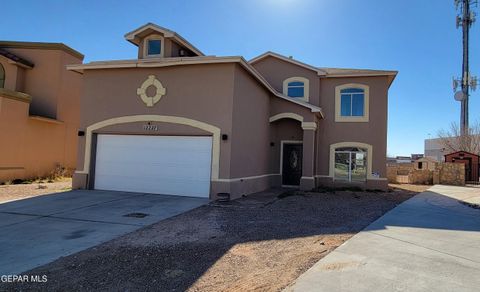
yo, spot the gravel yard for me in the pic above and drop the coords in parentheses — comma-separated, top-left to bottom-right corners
(0, 179, 72, 204)
(4, 186, 420, 292)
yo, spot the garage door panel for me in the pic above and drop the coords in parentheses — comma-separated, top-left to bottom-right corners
(94, 135, 212, 198)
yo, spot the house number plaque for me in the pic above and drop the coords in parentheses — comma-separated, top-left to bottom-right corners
(143, 124, 158, 131)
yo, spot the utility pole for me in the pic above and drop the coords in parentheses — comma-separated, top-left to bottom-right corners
(454, 0, 477, 135)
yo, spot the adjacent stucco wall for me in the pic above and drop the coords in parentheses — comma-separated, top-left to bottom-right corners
(230, 64, 271, 178)
(251, 56, 320, 106)
(0, 48, 83, 182)
(0, 96, 69, 181)
(316, 76, 389, 180)
(75, 63, 236, 190)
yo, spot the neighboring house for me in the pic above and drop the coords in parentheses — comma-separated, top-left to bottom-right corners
(68, 23, 397, 199)
(425, 137, 446, 162)
(0, 41, 83, 182)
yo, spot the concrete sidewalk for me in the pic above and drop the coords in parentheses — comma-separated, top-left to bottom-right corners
(287, 185, 480, 292)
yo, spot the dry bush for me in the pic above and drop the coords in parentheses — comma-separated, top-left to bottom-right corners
(437, 121, 480, 154)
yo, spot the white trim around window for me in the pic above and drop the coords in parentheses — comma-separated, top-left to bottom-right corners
(335, 83, 369, 122)
(282, 77, 309, 102)
(143, 34, 165, 58)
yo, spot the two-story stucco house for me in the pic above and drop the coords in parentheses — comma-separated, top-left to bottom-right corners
(0, 41, 83, 182)
(69, 23, 397, 199)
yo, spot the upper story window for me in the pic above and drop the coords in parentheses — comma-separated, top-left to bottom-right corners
(143, 35, 164, 57)
(340, 88, 364, 116)
(282, 77, 309, 102)
(335, 83, 369, 122)
(0, 64, 4, 88)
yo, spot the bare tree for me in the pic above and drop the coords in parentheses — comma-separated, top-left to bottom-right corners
(437, 121, 480, 154)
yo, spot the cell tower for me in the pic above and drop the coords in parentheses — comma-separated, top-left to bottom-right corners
(453, 0, 477, 135)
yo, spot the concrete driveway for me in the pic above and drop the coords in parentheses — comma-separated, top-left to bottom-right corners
(0, 190, 208, 275)
(288, 185, 480, 292)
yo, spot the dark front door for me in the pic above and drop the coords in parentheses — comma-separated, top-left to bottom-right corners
(282, 143, 303, 186)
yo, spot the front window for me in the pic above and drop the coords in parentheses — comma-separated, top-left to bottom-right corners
(340, 88, 364, 117)
(0, 64, 4, 88)
(334, 147, 367, 181)
(147, 39, 162, 56)
(283, 77, 309, 101)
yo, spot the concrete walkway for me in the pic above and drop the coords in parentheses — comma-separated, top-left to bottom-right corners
(0, 190, 207, 275)
(287, 185, 480, 292)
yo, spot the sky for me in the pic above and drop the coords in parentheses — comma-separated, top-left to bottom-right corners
(1, 0, 478, 156)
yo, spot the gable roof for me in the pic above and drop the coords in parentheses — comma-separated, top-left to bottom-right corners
(67, 56, 323, 115)
(249, 51, 398, 86)
(0, 41, 84, 60)
(124, 23, 204, 57)
(249, 51, 322, 74)
(0, 48, 34, 68)
(444, 150, 480, 158)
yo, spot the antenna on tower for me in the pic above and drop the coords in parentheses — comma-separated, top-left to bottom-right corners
(453, 0, 477, 135)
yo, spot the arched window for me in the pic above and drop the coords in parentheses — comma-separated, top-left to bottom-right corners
(0, 63, 5, 88)
(282, 77, 309, 101)
(335, 83, 369, 122)
(334, 146, 367, 181)
(329, 142, 374, 180)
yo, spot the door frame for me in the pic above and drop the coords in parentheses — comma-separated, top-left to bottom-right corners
(280, 140, 303, 187)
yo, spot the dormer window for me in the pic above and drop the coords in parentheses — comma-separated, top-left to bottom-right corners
(148, 40, 161, 55)
(282, 77, 309, 102)
(143, 35, 164, 57)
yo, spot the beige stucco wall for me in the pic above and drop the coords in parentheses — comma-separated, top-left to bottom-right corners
(316, 76, 389, 180)
(0, 47, 83, 182)
(251, 55, 320, 106)
(0, 97, 69, 181)
(74, 64, 236, 189)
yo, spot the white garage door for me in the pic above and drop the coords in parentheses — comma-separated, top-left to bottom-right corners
(94, 134, 212, 198)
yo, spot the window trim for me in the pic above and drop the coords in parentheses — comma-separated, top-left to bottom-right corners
(329, 142, 374, 180)
(282, 77, 309, 102)
(143, 34, 165, 58)
(0, 63, 5, 88)
(335, 83, 369, 122)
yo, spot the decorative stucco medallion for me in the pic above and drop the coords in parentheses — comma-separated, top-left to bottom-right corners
(136, 75, 166, 107)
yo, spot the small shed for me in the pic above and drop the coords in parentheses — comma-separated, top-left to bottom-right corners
(414, 157, 437, 171)
(444, 151, 480, 182)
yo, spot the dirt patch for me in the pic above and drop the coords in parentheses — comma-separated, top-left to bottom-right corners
(0, 179, 72, 204)
(3, 188, 417, 292)
(389, 183, 431, 193)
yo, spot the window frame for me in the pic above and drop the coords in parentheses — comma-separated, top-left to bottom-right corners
(143, 34, 165, 58)
(329, 142, 375, 180)
(282, 77, 309, 102)
(335, 83, 369, 122)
